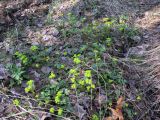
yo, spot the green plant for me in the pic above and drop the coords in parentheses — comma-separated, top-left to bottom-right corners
(73, 54, 81, 64)
(30, 45, 39, 52)
(49, 71, 56, 79)
(49, 107, 55, 114)
(25, 80, 35, 93)
(55, 90, 63, 104)
(7, 64, 24, 86)
(13, 99, 20, 106)
(59, 15, 138, 57)
(60, 13, 81, 38)
(8, 14, 139, 119)
(15, 51, 28, 65)
(91, 114, 99, 120)
(69, 57, 96, 92)
(39, 80, 68, 104)
(5, 23, 25, 39)
(45, 0, 61, 25)
(57, 108, 63, 116)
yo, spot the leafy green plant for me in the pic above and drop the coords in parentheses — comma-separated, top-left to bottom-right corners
(39, 80, 68, 104)
(57, 108, 63, 116)
(59, 15, 138, 57)
(91, 114, 99, 120)
(7, 64, 24, 86)
(60, 13, 82, 38)
(15, 51, 28, 65)
(49, 71, 56, 79)
(13, 99, 20, 106)
(55, 90, 63, 104)
(73, 54, 81, 64)
(8, 14, 139, 119)
(30, 45, 39, 52)
(25, 80, 35, 93)
(69, 56, 96, 92)
(49, 107, 55, 114)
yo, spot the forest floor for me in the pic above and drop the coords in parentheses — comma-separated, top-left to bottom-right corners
(0, 0, 160, 120)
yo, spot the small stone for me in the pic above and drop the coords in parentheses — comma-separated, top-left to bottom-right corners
(128, 45, 149, 56)
(132, 36, 141, 43)
(42, 27, 59, 36)
(143, 35, 149, 39)
(32, 41, 39, 45)
(37, 23, 43, 27)
(42, 35, 52, 42)
(0, 43, 3, 48)
(44, 37, 58, 46)
(153, 13, 160, 16)
(74, 103, 86, 119)
(50, 79, 58, 85)
(156, 25, 160, 32)
(41, 66, 52, 74)
(0, 64, 8, 80)
(34, 71, 41, 78)
(95, 94, 107, 105)
(51, 27, 59, 36)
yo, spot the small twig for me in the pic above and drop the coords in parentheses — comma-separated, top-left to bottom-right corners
(18, 105, 37, 118)
(1, 111, 33, 119)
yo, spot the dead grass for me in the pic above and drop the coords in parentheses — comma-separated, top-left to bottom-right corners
(127, 4, 160, 119)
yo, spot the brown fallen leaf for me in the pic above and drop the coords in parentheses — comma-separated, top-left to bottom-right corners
(106, 96, 124, 120)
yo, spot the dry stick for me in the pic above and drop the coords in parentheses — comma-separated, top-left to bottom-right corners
(0, 92, 73, 120)
(0, 90, 76, 116)
(15, 116, 25, 120)
(84, 64, 107, 90)
(137, 101, 160, 120)
(1, 111, 34, 119)
(18, 105, 37, 118)
(94, 52, 103, 120)
(34, 110, 71, 120)
(145, 45, 160, 54)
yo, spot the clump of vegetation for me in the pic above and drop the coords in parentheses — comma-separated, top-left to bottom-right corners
(59, 13, 138, 57)
(6, 63, 25, 86)
(25, 80, 35, 93)
(13, 99, 20, 106)
(2, 13, 140, 119)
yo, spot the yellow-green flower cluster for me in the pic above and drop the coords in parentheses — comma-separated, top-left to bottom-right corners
(106, 37, 112, 47)
(49, 107, 55, 113)
(70, 77, 76, 89)
(25, 80, 35, 93)
(69, 68, 79, 89)
(15, 51, 28, 64)
(45, 56, 50, 62)
(49, 107, 63, 116)
(57, 108, 63, 116)
(84, 70, 95, 91)
(69, 68, 79, 76)
(35, 63, 40, 68)
(84, 70, 91, 78)
(55, 90, 63, 104)
(78, 79, 85, 86)
(102, 17, 110, 22)
(69, 68, 95, 91)
(73, 54, 81, 64)
(49, 72, 56, 79)
(30, 45, 38, 51)
(60, 64, 65, 69)
(13, 99, 20, 106)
